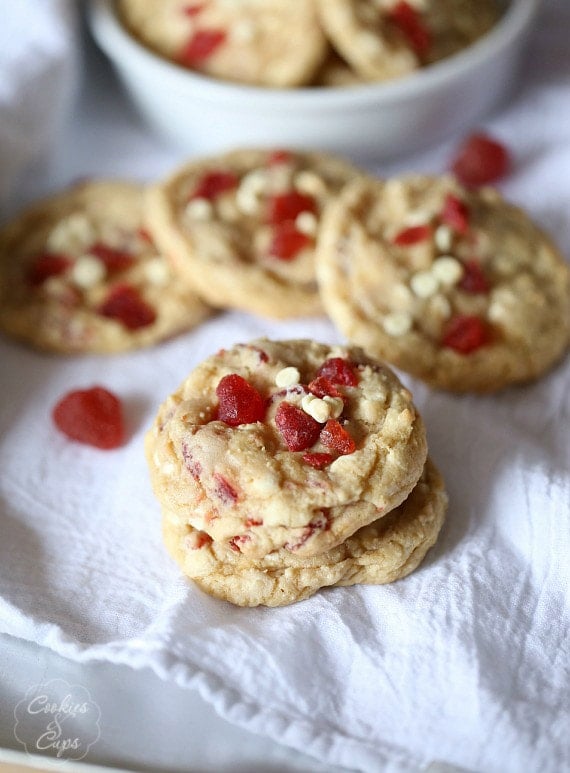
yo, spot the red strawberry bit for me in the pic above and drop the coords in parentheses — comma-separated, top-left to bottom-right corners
(213, 473, 239, 505)
(451, 133, 510, 187)
(190, 170, 239, 201)
(316, 358, 359, 387)
(275, 402, 321, 452)
(284, 510, 331, 551)
(442, 315, 490, 354)
(27, 253, 72, 287)
(388, 1, 431, 57)
(97, 284, 157, 330)
(245, 517, 263, 527)
(181, 443, 202, 480)
(307, 376, 343, 400)
(267, 191, 317, 226)
(187, 531, 212, 550)
(267, 149, 293, 166)
(441, 194, 470, 234)
(392, 224, 432, 246)
(229, 534, 251, 553)
(320, 420, 356, 455)
(459, 260, 490, 294)
(215, 374, 266, 426)
(183, 3, 205, 16)
(89, 243, 135, 273)
(138, 227, 154, 244)
(179, 28, 226, 65)
(268, 223, 312, 261)
(52, 386, 125, 450)
(252, 346, 269, 363)
(302, 452, 335, 470)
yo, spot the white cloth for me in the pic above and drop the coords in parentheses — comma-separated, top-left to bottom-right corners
(1, 2, 569, 772)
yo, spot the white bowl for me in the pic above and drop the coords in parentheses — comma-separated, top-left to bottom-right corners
(89, 0, 539, 160)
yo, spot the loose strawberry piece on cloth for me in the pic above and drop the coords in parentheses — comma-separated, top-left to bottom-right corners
(268, 223, 312, 261)
(97, 284, 157, 330)
(27, 253, 71, 286)
(316, 358, 359, 387)
(267, 191, 317, 226)
(393, 224, 432, 246)
(442, 315, 490, 354)
(216, 374, 266, 426)
(302, 452, 335, 469)
(320, 420, 356, 455)
(190, 170, 239, 200)
(179, 28, 226, 66)
(52, 386, 125, 450)
(88, 243, 135, 273)
(459, 260, 490, 294)
(451, 133, 510, 186)
(388, 1, 431, 57)
(441, 194, 470, 234)
(275, 402, 321, 451)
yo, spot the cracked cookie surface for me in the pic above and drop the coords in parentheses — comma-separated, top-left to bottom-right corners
(146, 149, 364, 318)
(145, 338, 427, 560)
(162, 457, 447, 606)
(316, 175, 570, 392)
(0, 181, 211, 354)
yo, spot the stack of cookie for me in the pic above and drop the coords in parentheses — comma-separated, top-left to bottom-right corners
(145, 339, 448, 606)
(118, 0, 499, 88)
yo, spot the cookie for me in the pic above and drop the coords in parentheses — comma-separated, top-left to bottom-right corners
(146, 149, 364, 319)
(145, 339, 427, 561)
(316, 175, 570, 392)
(162, 457, 447, 606)
(316, 0, 499, 82)
(0, 181, 211, 354)
(118, 0, 328, 88)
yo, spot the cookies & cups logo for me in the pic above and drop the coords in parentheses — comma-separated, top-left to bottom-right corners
(14, 678, 101, 762)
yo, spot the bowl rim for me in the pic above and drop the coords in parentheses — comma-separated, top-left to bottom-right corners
(89, 0, 540, 110)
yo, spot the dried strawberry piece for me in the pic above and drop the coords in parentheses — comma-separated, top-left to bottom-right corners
(275, 402, 321, 452)
(229, 534, 251, 553)
(307, 376, 343, 400)
(213, 473, 239, 504)
(267, 191, 317, 226)
(190, 170, 239, 200)
(392, 224, 432, 246)
(268, 223, 312, 261)
(451, 133, 510, 187)
(52, 386, 125, 450)
(441, 194, 470, 234)
(245, 517, 263, 527)
(216, 374, 266, 426)
(89, 243, 135, 273)
(97, 284, 157, 330)
(320, 420, 356, 455)
(27, 253, 72, 287)
(284, 510, 331, 551)
(442, 314, 490, 354)
(187, 531, 212, 550)
(267, 149, 293, 166)
(138, 227, 154, 244)
(316, 358, 359, 387)
(388, 1, 431, 57)
(182, 444, 202, 480)
(459, 260, 490, 294)
(302, 452, 335, 470)
(183, 3, 205, 16)
(179, 28, 226, 65)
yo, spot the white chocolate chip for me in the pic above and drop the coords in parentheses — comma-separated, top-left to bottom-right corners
(432, 256, 464, 286)
(294, 171, 326, 197)
(404, 211, 431, 227)
(301, 394, 331, 423)
(232, 20, 257, 43)
(47, 213, 96, 254)
(429, 293, 452, 321)
(275, 366, 300, 388)
(434, 224, 453, 252)
(71, 254, 106, 289)
(383, 311, 413, 337)
(160, 461, 176, 476)
(323, 396, 344, 419)
(410, 270, 439, 298)
(494, 253, 517, 276)
(295, 211, 318, 236)
(185, 198, 213, 221)
(236, 170, 267, 215)
(145, 258, 170, 286)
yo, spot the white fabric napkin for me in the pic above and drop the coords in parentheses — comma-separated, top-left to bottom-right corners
(1, 2, 569, 772)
